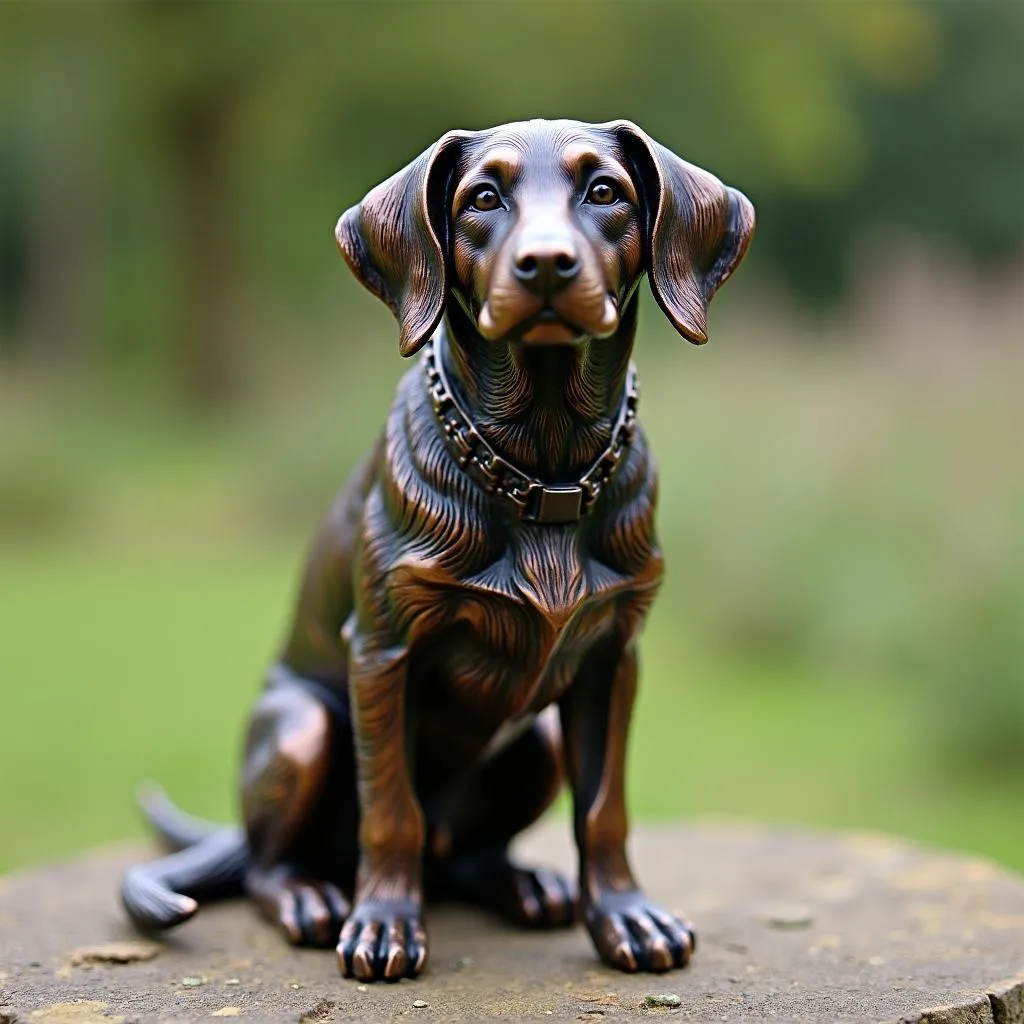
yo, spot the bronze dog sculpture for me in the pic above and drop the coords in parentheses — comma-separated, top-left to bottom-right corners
(120, 118, 754, 982)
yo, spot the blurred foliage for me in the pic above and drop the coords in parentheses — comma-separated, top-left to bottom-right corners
(1, 1, 1022, 404)
(929, 575, 1024, 777)
(0, 2, 1022, 870)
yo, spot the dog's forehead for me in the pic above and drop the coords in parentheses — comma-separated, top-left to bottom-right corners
(456, 119, 624, 179)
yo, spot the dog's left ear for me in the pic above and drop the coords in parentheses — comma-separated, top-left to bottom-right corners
(609, 120, 755, 345)
(336, 130, 472, 357)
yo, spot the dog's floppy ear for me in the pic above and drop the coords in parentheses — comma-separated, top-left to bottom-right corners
(336, 130, 471, 357)
(608, 120, 755, 345)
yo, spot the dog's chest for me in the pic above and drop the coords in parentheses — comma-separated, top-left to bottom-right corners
(391, 524, 650, 720)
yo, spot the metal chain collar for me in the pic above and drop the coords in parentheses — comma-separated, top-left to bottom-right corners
(423, 340, 640, 525)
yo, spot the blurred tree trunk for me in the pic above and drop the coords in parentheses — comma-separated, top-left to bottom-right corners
(170, 89, 237, 412)
(20, 69, 101, 371)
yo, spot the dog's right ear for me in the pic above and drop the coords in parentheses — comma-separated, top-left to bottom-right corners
(336, 131, 472, 358)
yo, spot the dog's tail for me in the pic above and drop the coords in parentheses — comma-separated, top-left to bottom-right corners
(136, 782, 221, 850)
(120, 783, 249, 932)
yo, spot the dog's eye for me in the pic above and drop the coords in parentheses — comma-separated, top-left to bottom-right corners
(586, 180, 619, 206)
(470, 187, 501, 212)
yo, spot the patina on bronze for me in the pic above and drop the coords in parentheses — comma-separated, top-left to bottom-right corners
(120, 118, 755, 983)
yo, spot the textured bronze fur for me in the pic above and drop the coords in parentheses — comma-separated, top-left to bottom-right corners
(119, 118, 754, 982)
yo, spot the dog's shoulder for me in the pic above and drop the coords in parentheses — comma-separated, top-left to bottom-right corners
(354, 363, 498, 589)
(378, 362, 495, 549)
(588, 420, 662, 578)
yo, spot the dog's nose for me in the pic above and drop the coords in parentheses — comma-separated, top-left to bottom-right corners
(512, 240, 580, 296)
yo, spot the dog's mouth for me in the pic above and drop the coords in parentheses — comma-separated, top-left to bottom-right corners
(518, 308, 587, 346)
(479, 295, 620, 346)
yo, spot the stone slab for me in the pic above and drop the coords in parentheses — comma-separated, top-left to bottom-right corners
(1, 821, 1023, 1023)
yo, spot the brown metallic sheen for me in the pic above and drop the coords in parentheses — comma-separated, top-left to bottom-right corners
(119, 118, 755, 982)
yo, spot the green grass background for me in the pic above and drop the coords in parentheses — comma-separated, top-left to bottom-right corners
(2, 282, 1022, 876)
(4, 543, 1021, 875)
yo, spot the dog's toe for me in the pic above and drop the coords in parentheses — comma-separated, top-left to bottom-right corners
(337, 898, 427, 982)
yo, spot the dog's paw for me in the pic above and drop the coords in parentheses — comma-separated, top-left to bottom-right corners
(444, 852, 577, 929)
(503, 864, 577, 928)
(585, 891, 695, 973)
(273, 878, 350, 948)
(248, 869, 350, 949)
(336, 898, 427, 981)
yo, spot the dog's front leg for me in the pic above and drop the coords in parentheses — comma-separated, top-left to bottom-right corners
(337, 638, 427, 982)
(560, 640, 696, 973)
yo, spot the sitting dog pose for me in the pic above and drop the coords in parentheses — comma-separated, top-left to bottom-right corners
(120, 118, 754, 982)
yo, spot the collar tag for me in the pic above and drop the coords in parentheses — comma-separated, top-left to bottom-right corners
(535, 486, 584, 524)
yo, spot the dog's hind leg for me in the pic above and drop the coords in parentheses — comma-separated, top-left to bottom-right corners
(434, 708, 577, 929)
(241, 668, 357, 948)
(239, 446, 380, 948)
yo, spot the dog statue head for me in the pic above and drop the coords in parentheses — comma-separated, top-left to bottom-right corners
(336, 119, 755, 357)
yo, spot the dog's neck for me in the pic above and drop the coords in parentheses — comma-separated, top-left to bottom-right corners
(438, 297, 639, 483)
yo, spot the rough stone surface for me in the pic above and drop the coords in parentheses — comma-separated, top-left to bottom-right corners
(1, 821, 1023, 1023)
